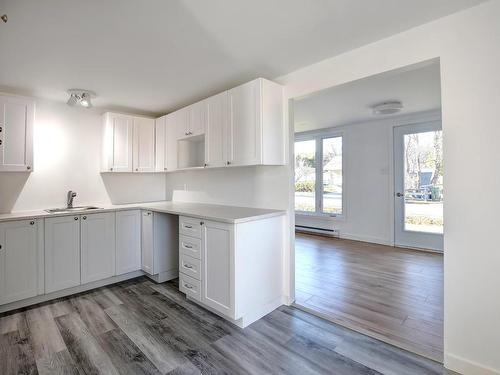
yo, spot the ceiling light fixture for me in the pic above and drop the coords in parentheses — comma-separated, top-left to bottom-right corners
(67, 89, 96, 108)
(372, 101, 403, 115)
(1, 14, 7, 23)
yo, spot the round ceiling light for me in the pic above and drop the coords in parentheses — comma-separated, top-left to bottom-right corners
(372, 101, 403, 115)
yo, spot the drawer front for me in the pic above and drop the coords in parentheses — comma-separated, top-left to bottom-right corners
(179, 273, 201, 301)
(179, 216, 202, 238)
(179, 235, 201, 259)
(179, 254, 202, 280)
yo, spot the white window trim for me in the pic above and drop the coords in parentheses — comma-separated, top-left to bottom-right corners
(294, 129, 346, 220)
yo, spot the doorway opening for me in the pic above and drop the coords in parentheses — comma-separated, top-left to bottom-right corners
(292, 60, 444, 362)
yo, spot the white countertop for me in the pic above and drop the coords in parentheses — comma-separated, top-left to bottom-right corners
(0, 201, 286, 224)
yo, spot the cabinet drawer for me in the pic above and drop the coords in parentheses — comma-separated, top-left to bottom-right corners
(179, 216, 202, 238)
(179, 235, 201, 259)
(179, 253, 201, 280)
(179, 273, 201, 302)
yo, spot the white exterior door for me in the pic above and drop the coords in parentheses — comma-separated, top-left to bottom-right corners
(394, 121, 443, 251)
(0, 95, 34, 172)
(228, 80, 262, 166)
(45, 215, 81, 293)
(201, 220, 234, 317)
(205, 92, 228, 168)
(0, 219, 39, 304)
(116, 210, 142, 275)
(133, 117, 155, 172)
(141, 210, 154, 274)
(111, 114, 134, 172)
(81, 212, 116, 283)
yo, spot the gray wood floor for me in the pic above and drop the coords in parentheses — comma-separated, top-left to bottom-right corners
(295, 233, 443, 362)
(0, 277, 445, 375)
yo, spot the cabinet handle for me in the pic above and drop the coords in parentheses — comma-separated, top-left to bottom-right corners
(204, 163, 207, 167)
(226, 161, 231, 165)
(200, 221, 204, 226)
(74, 217, 78, 220)
(0, 245, 2, 250)
(0, 140, 2, 145)
(183, 264, 193, 269)
(30, 221, 35, 225)
(184, 225, 192, 229)
(82, 216, 87, 220)
(135, 168, 138, 171)
(27, 166, 31, 170)
(110, 167, 113, 171)
(184, 283, 193, 289)
(0, 126, 2, 132)
(184, 244, 193, 249)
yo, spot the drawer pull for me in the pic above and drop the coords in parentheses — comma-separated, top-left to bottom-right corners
(184, 225, 193, 229)
(183, 264, 193, 269)
(184, 283, 193, 289)
(184, 244, 193, 249)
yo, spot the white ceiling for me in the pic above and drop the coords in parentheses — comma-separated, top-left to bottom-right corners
(0, 0, 485, 116)
(294, 62, 442, 132)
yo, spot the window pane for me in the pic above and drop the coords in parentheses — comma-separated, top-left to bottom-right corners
(322, 137, 342, 215)
(295, 140, 316, 212)
(404, 131, 443, 234)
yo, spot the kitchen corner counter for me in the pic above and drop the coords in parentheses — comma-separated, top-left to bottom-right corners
(0, 201, 286, 224)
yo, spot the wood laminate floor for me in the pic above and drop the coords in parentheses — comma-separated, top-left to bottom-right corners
(0, 277, 446, 375)
(295, 233, 444, 363)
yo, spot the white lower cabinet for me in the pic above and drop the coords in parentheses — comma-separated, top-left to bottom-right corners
(45, 215, 81, 293)
(201, 220, 234, 317)
(141, 211, 154, 274)
(81, 212, 115, 284)
(0, 219, 41, 305)
(116, 210, 142, 275)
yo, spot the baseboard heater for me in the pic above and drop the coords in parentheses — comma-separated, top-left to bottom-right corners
(295, 225, 339, 237)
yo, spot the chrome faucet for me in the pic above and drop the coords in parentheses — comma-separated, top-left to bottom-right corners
(67, 190, 77, 208)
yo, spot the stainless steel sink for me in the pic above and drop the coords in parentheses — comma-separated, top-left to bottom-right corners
(45, 206, 102, 214)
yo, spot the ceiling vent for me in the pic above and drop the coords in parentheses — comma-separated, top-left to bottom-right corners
(372, 101, 403, 115)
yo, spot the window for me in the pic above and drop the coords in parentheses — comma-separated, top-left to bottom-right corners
(295, 134, 343, 216)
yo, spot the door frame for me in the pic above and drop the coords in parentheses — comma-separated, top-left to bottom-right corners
(393, 120, 443, 252)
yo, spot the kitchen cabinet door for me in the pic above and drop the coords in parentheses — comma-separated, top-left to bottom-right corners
(0, 95, 34, 172)
(116, 210, 142, 275)
(141, 210, 154, 274)
(81, 212, 115, 284)
(166, 109, 187, 171)
(0, 219, 39, 304)
(45, 215, 81, 293)
(133, 117, 155, 172)
(201, 220, 234, 317)
(106, 113, 134, 172)
(155, 115, 167, 172)
(227, 79, 262, 166)
(205, 92, 228, 168)
(188, 99, 207, 137)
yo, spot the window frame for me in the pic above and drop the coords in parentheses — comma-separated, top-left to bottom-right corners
(294, 130, 345, 220)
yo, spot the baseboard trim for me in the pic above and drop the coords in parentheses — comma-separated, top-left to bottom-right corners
(146, 269, 179, 283)
(0, 271, 145, 315)
(445, 353, 500, 375)
(339, 233, 392, 246)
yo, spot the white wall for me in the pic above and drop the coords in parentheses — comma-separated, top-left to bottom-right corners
(295, 110, 440, 246)
(278, 1, 500, 373)
(0, 98, 166, 213)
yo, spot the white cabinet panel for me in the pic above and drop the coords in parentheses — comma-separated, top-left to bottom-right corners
(0, 220, 39, 304)
(166, 109, 188, 171)
(133, 117, 155, 172)
(205, 92, 228, 168)
(188, 100, 207, 137)
(45, 215, 81, 293)
(155, 115, 167, 172)
(102, 113, 134, 172)
(81, 212, 115, 284)
(141, 210, 154, 274)
(201, 220, 234, 317)
(0, 95, 34, 172)
(228, 80, 262, 166)
(116, 210, 142, 275)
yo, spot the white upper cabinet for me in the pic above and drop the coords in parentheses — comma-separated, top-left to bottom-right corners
(166, 108, 188, 171)
(155, 115, 167, 172)
(0, 94, 35, 172)
(133, 117, 155, 172)
(228, 78, 284, 166)
(187, 99, 207, 137)
(102, 113, 134, 172)
(0, 219, 41, 305)
(205, 92, 228, 168)
(80, 212, 116, 284)
(102, 112, 155, 173)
